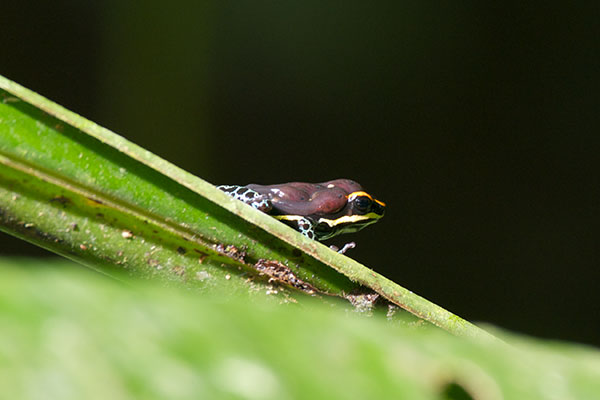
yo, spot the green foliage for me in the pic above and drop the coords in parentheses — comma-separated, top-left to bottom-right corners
(0, 74, 491, 338)
(1, 257, 599, 399)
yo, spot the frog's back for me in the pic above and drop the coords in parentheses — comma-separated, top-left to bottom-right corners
(247, 179, 363, 217)
(247, 179, 362, 198)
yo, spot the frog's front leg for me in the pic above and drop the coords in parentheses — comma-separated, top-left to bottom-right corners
(295, 216, 316, 240)
(274, 215, 316, 240)
(217, 185, 272, 213)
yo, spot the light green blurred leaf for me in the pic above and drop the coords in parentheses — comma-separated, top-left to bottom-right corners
(1, 257, 599, 400)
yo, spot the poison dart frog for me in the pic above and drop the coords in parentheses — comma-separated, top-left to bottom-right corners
(217, 179, 385, 242)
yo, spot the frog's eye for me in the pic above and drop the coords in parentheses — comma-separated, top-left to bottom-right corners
(354, 196, 372, 212)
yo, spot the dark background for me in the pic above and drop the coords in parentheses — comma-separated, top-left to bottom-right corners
(2, 2, 599, 346)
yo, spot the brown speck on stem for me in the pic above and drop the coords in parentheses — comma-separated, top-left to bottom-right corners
(253, 259, 322, 296)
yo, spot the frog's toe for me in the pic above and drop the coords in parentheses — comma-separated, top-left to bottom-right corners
(336, 242, 356, 255)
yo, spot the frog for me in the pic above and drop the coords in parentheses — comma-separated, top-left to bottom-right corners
(217, 179, 385, 242)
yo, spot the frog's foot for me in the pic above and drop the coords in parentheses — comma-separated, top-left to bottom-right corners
(217, 185, 272, 213)
(329, 242, 356, 255)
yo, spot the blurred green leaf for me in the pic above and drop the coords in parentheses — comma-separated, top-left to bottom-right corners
(1, 257, 599, 400)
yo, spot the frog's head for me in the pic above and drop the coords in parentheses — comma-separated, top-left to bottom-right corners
(347, 191, 386, 221)
(314, 190, 386, 240)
